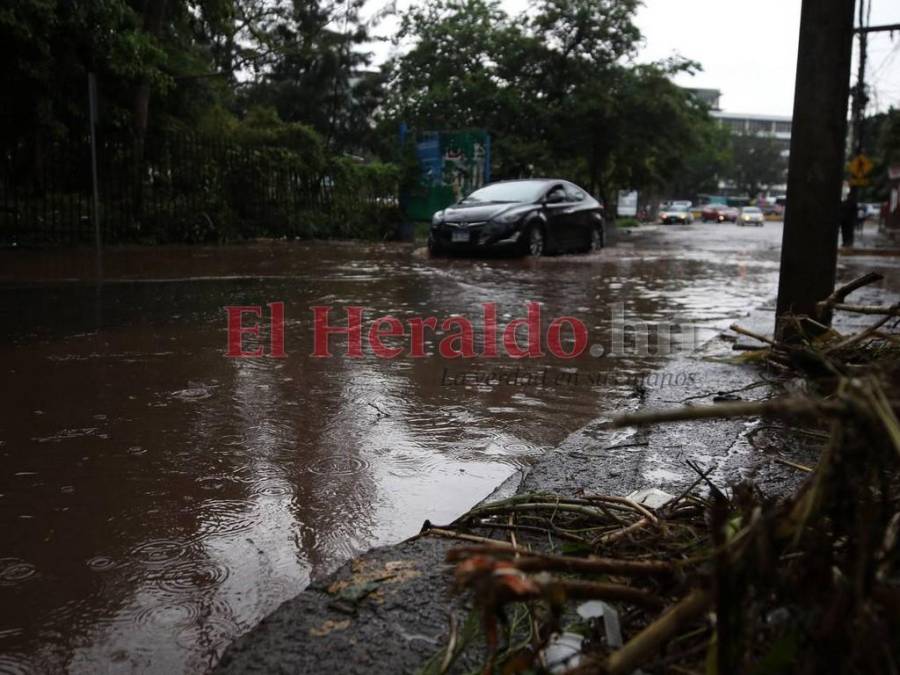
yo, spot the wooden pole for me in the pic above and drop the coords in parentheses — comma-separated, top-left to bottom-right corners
(775, 0, 856, 339)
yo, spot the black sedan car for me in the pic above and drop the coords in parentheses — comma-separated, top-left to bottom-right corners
(428, 179, 606, 257)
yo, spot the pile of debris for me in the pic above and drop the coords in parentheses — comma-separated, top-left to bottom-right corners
(421, 274, 900, 674)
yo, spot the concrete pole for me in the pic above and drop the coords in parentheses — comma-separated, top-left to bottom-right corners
(775, 0, 856, 338)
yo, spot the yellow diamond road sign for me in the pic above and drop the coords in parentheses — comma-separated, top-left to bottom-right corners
(848, 154, 874, 184)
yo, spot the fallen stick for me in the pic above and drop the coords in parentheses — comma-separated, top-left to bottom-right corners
(468, 502, 623, 522)
(773, 456, 814, 473)
(539, 578, 664, 609)
(824, 303, 900, 354)
(582, 495, 659, 524)
(424, 527, 521, 549)
(595, 517, 654, 546)
(445, 546, 675, 577)
(729, 323, 776, 346)
(660, 465, 715, 516)
(469, 520, 589, 544)
(873, 330, 900, 344)
(832, 302, 900, 316)
(439, 612, 458, 675)
(817, 271, 884, 315)
(610, 398, 847, 428)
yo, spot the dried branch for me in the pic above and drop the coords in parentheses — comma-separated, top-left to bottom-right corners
(729, 323, 775, 345)
(817, 271, 884, 316)
(446, 546, 675, 577)
(610, 397, 847, 428)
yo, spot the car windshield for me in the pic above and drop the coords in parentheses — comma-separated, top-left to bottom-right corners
(668, 205, 688, 212)
(743, 207, 761, 213)
(461, 181, 548, 204)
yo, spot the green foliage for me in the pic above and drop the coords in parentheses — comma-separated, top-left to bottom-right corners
(383, 0, 719, 200)
(231, 106, 326, 170)
(131, 135, 401, 243)
(2, 0, 734, 241)
(729, 132, 788, 199)
(860, 108, 900, 201)
(668, 120, 734, 197)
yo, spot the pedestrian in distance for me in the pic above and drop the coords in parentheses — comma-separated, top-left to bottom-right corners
(839, 198, 856, 248)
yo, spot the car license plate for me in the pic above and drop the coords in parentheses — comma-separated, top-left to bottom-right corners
(451, 230, 469, 243)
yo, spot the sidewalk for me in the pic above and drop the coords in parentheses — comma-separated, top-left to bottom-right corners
(839, 221, 900, 256)
(215, 305, 827, 673)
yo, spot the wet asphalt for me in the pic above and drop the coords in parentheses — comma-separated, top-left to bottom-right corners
(214, 222, 900, 674)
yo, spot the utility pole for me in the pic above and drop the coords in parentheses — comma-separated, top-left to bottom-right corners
(844, 0, 870, 249)
(850, 0, 869, 161)
(774, 0, 855, 338)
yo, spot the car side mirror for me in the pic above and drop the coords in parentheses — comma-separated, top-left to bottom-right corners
(545, 192, 565, 204)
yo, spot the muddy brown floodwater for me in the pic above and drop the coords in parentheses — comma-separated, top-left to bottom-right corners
(0, 225, 785, 673)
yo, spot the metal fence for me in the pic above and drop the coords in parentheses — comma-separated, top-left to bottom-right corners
(0, 133, 401, 246)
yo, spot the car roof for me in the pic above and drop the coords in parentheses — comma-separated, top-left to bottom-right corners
(486, 178, 555, 185)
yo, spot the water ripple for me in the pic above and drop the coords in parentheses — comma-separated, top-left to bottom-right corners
(0, 558, 37, 585)
(86, 555, 119, 572)
(0, 653, 35, 675)
(155, 560, 230, 594)
(194, 500, 261, 538)
(130, 540, 193, 566)
(306, 456, 370, 476)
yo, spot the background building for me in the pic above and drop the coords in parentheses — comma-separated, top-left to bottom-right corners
(711, 111, 793, 159)
(685, 88, 722, 110)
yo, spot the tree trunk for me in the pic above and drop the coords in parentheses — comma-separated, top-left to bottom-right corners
(132, 0, 169, 224)
(132, 0, 169, 144)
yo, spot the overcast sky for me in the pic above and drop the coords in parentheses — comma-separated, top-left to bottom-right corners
(370, 0, 900, 118)
(634, 0, 899, 116)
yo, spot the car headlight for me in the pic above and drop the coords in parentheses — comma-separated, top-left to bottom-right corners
(431, 212, 444, 225)
(492, 210, 523, 224)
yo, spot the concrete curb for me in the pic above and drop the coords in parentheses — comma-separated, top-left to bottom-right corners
(214, 309, 816, 674)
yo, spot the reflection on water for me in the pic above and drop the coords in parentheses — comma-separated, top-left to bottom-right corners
(0, 230, 782, 672)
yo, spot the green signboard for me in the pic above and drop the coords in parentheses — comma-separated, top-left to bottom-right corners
(404, 130, 491, 221)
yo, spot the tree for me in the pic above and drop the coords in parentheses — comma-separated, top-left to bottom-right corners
(238, 0, 389, 155)
(666, 115, 733, 198)
(382, 0, 718, 201)
(729, 132, 787, 199)
(859, 108, 900, 202)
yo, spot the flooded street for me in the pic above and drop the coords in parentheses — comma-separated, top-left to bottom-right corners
(0, 224, 786, 673)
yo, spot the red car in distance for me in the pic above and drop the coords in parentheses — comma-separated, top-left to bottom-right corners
(701, 203, 739, 223)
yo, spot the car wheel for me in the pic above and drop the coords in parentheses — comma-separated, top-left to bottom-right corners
(427, 235, 443, 257)
(525, 222, 545, 257)
(589, 224, 604, 252)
